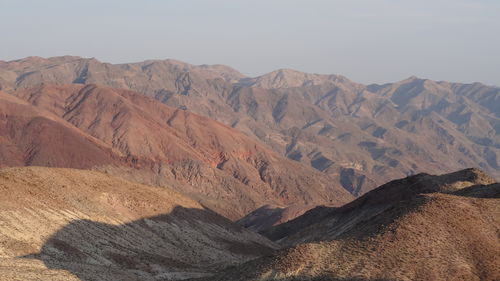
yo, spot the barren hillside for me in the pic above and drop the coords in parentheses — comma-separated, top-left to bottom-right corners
(204, 169, 500, 281)
(0, 167, 277, 281)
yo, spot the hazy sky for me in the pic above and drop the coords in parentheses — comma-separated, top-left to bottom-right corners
(1, 0, 499, 85)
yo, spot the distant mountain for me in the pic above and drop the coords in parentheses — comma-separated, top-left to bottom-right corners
(204, 169, 500, 281)
(1, 56, 498, 198)
(0, 167, 277, 280)
(0, 84, 353, 220)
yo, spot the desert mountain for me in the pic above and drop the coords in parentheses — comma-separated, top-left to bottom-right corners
(0, 84, 353, 220)
(0, 167, 277, 281)
(204, 169, 500, 281)
(1, 56, 498, 197)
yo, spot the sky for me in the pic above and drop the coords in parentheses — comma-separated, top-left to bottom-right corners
(1, 0, 499, 86)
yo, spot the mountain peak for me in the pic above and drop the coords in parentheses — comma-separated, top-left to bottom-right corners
(402, 75, 425, 83)
(249, 68, 344, 89)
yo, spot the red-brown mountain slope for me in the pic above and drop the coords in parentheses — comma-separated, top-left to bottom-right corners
(0, 91, 120, 168)
(0, 84, 353, 219)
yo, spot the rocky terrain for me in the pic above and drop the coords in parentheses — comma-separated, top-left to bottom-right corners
(2, 167, 497, 281)
(0, 167, 278, 281)
(203, 169, 500, 281)
(0, 84, 352, 220)
(0, 56, 499, 281)
(1, 56, 498, 197)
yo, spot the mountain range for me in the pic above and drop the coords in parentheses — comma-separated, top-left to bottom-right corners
(1, 56, 498, 199)
(0, 56, 499, 281)
(0, 83, 352, 220)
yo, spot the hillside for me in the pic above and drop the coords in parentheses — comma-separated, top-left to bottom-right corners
(0, 167, 277, 281)
(0, 84, 353, 220)
(204, 169, 500, 281)
(1, 56, 498, 196)
(262, 168, 496, 244)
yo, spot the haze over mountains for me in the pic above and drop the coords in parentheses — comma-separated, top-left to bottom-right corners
(1, 56, 498, 197)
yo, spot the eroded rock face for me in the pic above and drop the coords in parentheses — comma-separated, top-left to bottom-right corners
(0, 167, 277, 281)
(1, 56, 498, 196)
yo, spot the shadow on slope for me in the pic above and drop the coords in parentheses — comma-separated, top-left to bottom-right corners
(21, 206, 276, 281)
(236, 204, 315, 233)
(262, 168, 497, 243)
(201, 181, 500, 281)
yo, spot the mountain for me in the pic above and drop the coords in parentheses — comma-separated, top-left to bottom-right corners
(1, 56, 498, 197)
(0, 84, 353, 220)
(0, 167, 277, 281)
(203, 169, 500, 281)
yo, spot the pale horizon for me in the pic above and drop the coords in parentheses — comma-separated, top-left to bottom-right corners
(2, 0, 499, 86)
(6, 54, 499, 88)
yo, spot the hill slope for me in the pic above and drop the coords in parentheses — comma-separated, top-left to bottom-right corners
(204, 169, 500, 281)
(0, 167, 278, 281)
(262, 168, 496, 243)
